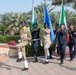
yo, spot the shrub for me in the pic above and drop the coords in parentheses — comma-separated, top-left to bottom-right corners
(0, 35, 55, 56)
(5, 35, 20, 43)
(26, 42, 44, 57)
(0, 35, 6, 43)
(0, 35, 20, 43)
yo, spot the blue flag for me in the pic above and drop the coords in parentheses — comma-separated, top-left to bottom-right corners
(44, 4, 55, 42)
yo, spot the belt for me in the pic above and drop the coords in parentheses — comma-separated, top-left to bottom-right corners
(32, 39, 40, 41)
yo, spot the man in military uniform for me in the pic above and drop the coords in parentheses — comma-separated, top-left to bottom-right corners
(56, 24, 67, 64)
(31, 23, 40, 62)
(68, 24, 76, 61)
(16, 20, 31, 71)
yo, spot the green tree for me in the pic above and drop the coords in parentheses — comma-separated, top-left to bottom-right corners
(0, 24, 7, 35)
(52, 0, 76, 9)
(1, 12, 30, 35)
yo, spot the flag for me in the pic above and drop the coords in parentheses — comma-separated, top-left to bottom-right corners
(30, 1, 36, 33)
(59, 3, 70, 43)
(44, 4, 55, 42)
(59, 3, 67, 29)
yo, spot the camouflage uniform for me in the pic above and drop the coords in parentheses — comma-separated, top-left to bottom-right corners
(17, 26, 31, 60)
(16, 24, 31, 71)
(42, 28, 52, 62)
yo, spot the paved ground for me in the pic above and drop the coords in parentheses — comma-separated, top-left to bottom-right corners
(0, 55, 76, 75)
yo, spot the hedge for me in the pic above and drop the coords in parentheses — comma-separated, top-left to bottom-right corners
(0, 35, 6, 43)
(26, 42, 44, 57)
(0, 35, 20, 43)
(0, 35, 44, 56)
(5, 35, 20, 43)
(0, 35, 56, 56)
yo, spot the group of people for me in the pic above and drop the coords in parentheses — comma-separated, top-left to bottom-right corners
(15, 20, 76, 71)
(55, 24, 76, 64)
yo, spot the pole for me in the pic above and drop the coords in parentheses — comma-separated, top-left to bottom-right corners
(32, 0, 34, 22)
(43, 0, 46, 4)
(32, 0, 34, 11)
(62, 0, 63, 4)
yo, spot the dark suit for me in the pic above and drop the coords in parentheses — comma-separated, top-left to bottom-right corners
(68, 29, 76, 60)
(32, 28, 40, 61)
(55, 29, 60, 56)
(58, 29, 67, 63)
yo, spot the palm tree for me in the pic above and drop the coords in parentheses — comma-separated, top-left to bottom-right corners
(52, 0, 74, 5)
(52, 10, 76, 26)
(34, 3, 44, 24)
(1, 12, 29, 35)
(52, 0, 76, 10)
(65, 10, 76, 24)
(34, 2, 54, 24)
(50, 12, 60, 27)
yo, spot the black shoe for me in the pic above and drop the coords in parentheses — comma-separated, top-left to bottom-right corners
(21, 67, 28, 71)
(44, 61, 49, 64)
(47, 56, 50, 59)
(59, 62, 63, 65)
(69, 58, 73, 61)
(35, 58, 38, 62)
(57, 58, 60, 60)
(50, 56, 54, 60)
(16, 58, 22, 62)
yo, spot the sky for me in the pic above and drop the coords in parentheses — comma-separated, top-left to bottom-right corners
(0, 0, 44, 14)
(0, 0, 75, 14)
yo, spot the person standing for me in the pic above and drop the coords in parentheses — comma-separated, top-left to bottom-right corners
(68, 24, 76, 61)
(42, 22, 52, 64)
(31, 23, 40, 62)
(56, 24, 67, 64)
(55, 24, 60, 56)
(16, 20, 31, 71)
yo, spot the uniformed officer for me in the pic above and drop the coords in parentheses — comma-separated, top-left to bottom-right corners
(56, 24, 67, 64)
(42, 22, 52, 64)
(68, 24, 76, 61)
(16, 20, 31, 71)
(31, 23, 40, 62)
(55, 24, 60, 56)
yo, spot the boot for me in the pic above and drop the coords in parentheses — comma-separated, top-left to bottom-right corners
(22, 60, 28, 71)
(22, 67, 28, 71)
(16, 52, 22, 62)
(60, 59, 63, 65)
(16, 58, 22, 62)
(44, 60, 49, 64)
(34, 54, 38, 62)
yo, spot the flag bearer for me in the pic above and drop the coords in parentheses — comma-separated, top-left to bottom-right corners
(56, 24, 67, 64)
(31, 23, 40, 62)
(42, 22, 52, 64)
(16, 20, 31, 71)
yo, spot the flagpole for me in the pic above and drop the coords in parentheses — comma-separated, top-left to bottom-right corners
(32, 0, 34, 22)
(43, 0, 46, 5)
(32, 0, 34, 12)
(62, 0, 63, 4)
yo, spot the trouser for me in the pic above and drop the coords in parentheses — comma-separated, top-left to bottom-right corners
(17, 41, 28, 68)
(68, 43, 74, 60)
(17, 41, 28, 60)
(49, 47, 52, 58)
(44, 42, 51, 61)
(57, 46, 60, 56)
(59, 43, 67, 63)
(73, 39, 76, 55)
(32, 40, 39, 60)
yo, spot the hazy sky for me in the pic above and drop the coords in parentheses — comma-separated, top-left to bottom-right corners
(0, 0, 75, 14)
(0, 0, 44, 14)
